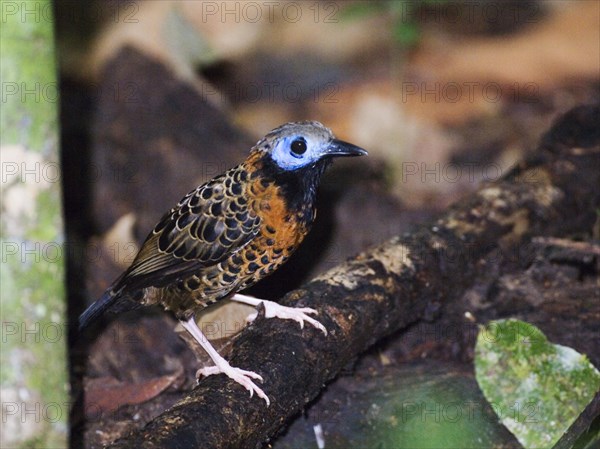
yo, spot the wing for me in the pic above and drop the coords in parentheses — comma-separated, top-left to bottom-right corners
(121, 167, 261, 289)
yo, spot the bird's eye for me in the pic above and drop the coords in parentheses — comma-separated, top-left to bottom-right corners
(290, 138, 307, 155)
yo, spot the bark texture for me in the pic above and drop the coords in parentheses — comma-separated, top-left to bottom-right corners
(0, 2, 67, 447)
(109, 105, 600, 448)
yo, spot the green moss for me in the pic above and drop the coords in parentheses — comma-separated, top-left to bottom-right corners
(475, 319, 600, 448)
(0, 1, 67, 446)
(0, 2, 58, 151)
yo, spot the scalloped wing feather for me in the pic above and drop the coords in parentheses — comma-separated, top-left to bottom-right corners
(122, 168, 260, 289)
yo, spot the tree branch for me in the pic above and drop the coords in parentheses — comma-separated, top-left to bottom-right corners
(109, 105, 600, 448)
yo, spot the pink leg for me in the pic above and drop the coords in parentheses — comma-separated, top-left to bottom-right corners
(231, 294, 328, 335)
(180, 316, 270, 406)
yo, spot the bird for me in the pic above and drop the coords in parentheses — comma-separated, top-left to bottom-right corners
(78, 121, 367, 405)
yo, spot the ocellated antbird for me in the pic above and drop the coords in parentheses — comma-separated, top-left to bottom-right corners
(79, 121, 367, 405)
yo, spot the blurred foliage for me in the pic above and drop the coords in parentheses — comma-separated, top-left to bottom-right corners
(341, 0, 448, 46)
(274, 364, 516, 448)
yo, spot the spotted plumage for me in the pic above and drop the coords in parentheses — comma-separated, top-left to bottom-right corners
(79, 121, 367, 405)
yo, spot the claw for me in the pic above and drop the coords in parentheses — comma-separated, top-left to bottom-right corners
(240, 298, 328, 335)
(196, 364, 270, 406)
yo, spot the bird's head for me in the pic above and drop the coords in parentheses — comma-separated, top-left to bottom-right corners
(253, 121, 367, 172)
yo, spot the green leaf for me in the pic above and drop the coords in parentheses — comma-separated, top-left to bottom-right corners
(475, 319, 600, 448)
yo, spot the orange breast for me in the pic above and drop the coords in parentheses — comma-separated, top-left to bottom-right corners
(229, 163, 310, 288)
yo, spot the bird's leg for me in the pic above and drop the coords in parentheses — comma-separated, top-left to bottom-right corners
(180, 316, 270, 406)
(231, 294, 327, 335)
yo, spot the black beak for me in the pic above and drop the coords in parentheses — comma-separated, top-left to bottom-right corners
(325, 139, 368, 158)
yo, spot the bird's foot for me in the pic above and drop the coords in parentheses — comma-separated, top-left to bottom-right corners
(232, 295, 327, 335)
(180, 316, 270, 405)
(197, 361, 270, 406)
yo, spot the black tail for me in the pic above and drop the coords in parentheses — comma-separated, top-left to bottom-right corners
(78, 289, 120, 332)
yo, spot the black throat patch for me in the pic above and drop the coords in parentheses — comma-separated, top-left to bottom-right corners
(257, 156, 331, 225)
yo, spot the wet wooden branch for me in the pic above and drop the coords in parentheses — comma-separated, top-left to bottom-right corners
(109, 105, 600, 448)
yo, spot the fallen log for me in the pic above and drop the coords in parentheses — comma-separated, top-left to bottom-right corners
(109, 105, 600, 448)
